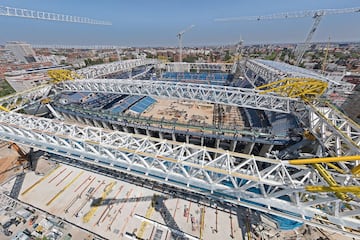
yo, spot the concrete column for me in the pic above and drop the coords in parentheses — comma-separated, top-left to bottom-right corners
(244, 142, 255, 154)
(75, 115, 83, 123)
(146, 129, 152, 137)
(108, 123, 114, 130)
(230, 140, 237, 152)
(69, 114, 77, 122)
(172, 133, 176, 142)
(61, 112, 69, 120)
(186, 135, 190, 144)
(84, 118, 93, 126)
(259, 144, 273, 157)
(81, 117, 88, 125)
(134, 127, 140, 135)
(159, 132, 164, 139)
(101, 121, 109, 129)
(122, 126, 129, 133)
(113, 125, 122, 131)
(94, 120, 103, 128)
(214, 138, 220, 149)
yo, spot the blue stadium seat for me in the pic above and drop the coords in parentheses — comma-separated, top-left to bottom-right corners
(129, 96, 156, 113)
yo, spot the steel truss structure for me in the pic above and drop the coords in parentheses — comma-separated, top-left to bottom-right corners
(0, 58, 359, 236)
(76, 59, 159, 79)
(57, 79, 295, 113)
(246, 59, 355, 93)
(245, 59, 360, 159)
(165, 62, 233, 72)
(295, 100, 360, 159)
(256, 77, 328, 99)
(0, 111, 359, 237)
(0, 5, 111, 25)
(0, 59, 159, 111)
(0, 85, 52, 112)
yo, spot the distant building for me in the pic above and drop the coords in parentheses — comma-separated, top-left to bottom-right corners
(5, 41, 37, 64)
(5, 66, 70, 92)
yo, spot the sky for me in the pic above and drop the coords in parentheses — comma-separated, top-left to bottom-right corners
(0, 0, 359, 47)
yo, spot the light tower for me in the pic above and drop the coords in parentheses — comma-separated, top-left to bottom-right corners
(177, 24, 194, 62)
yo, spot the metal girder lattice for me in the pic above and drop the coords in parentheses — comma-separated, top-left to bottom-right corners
(0, 5, 111, 25)
(246, 59, 354, 93)
(256, 77, 328, 99)
(295, 100, 360, 160)
(0, 112, 359, 236)
(165, 62, 233, 72)
(76, 59, 159, 79)
(57, 79, 295, 113)
(0, 85, 52, 112)
(295, 14, 323, 66)
(245, 59, 284, 83)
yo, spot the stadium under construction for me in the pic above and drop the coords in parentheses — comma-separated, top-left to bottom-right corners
(0, 58, 359, 239)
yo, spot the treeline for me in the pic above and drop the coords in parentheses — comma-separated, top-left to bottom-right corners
(84, 58, 104, 66)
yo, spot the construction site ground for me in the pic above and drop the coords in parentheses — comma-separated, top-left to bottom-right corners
(139, 99, 244, 134)
(141, 99, 214, 126)
(16, 163, 247, 239)
(0, 142, 23, 184)
(0, 143, 355, 240)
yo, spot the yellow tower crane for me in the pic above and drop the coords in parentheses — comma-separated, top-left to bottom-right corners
(215, 7, 360, 65)
(47, 69, 81, 84)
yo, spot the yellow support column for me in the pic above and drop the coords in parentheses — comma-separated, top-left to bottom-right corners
(0, 106, 10, 112)
(306, 186, 360, 193)
(312, 164, 351, 201)
(256, 77, 328, 99)
(289, 155, 360, 165)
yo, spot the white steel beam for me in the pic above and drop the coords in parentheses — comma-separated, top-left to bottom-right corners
(246, 59, 355, 93)
(0, 85, 52, 112)
(296, 100, 360, 159)
(0, 5, 111, 25)
(165, 62, 233, 72)
(76, 59, 159, 79)
(245, 59, 360, 158)
(57, 79, 295, 113)
(0, 111, 358, 233)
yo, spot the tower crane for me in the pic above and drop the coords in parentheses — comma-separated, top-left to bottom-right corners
(215, 7, 360, 65)
(0, 5, 111, 25)
(177, 24, 195, 62)
(322, 37, 331, 74)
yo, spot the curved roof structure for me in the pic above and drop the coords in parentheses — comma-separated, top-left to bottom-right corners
(246, 59, 354, 92)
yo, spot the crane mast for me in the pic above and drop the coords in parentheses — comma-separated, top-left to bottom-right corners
(215, 7, 360, 65)
(295, 12, 323, 66)
(177, 25, 194, 62)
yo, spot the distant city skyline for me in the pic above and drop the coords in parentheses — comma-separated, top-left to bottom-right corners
(0, 0, 359, 47)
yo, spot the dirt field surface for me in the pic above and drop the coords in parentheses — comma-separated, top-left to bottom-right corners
(0, 143, 21, 183)
(141, 99, 214, 125)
